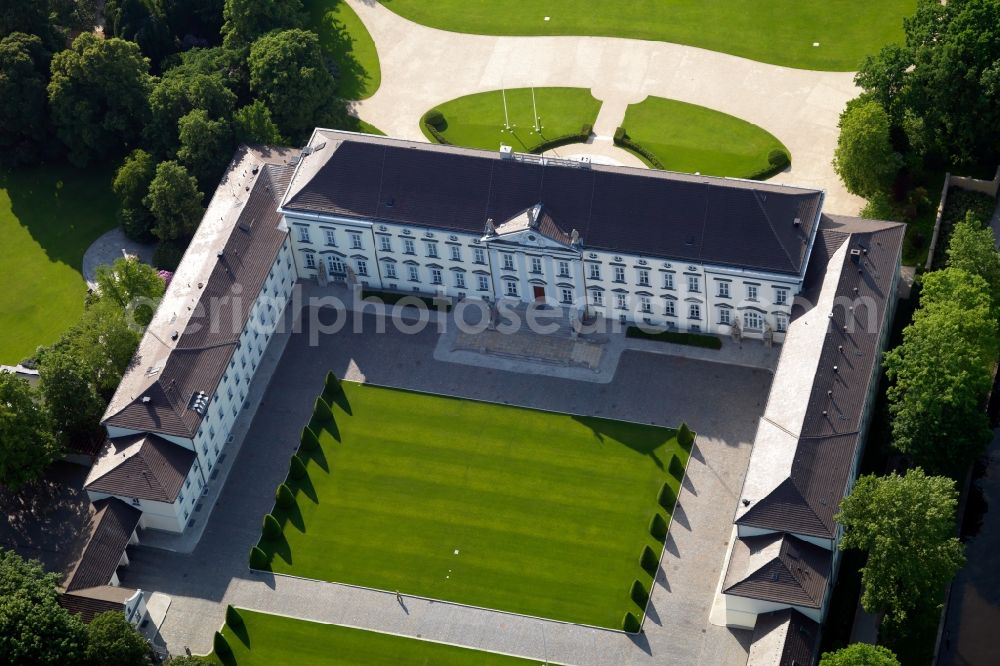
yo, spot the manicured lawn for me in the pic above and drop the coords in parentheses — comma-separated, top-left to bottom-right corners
(305, 0, 381, 100)
(383, 0, 913, 71)
(619, 97, 789, 179)
(256, 380, 688, 630)
(211, 609, 541, 665)
(0, 164, 117, 364)
(422, 87, 601, 153)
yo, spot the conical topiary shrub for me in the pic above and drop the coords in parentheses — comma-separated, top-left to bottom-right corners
(657, 482, 676, 510)
(275, 483, 294, 509)
(250, 545, 269, 569)
(225, 605, 243, 629)
(669, 454, 686, 479)
(640, 545, 658, 575)
(324, 371, 341, 396)
(313, 396, 333, 423)
(289, 454, 307, 479)
(214, 631, 231, 657)
(301, 426, 320, 451)
(630, 579, 649, 607)
(262, 513, 281, 540)
(677, 423, 694, 450)
(622, 611, 640, 634)
(649, 513, 668, 541)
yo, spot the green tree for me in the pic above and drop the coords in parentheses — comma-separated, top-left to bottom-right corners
(47, 33, 152, 166)
(946, 211, 1000, 316)
(57, 298, 143, 399)
(144, 160, 204, 241)
(248, 28, 342, 142)
(145, 66, 237, 157)
(113, 149, 158, 242)
(39, 349, 106, 452)
(836, 469, 965, 631)
(177, 108, 233, 190)
(854, 44, 912, 123)
(0, 550, 87, 664)
(0, 33, 53, 166)
(103, 0, 176, 70)
(833, 100, 900, 198)
(819, 643, 901, 666)
(95, 255, 166, 326)
(0, 0, 63, 50)
(221, 0, 303, 48)
(85, 611, 152, 666)
(162, 0, 225, 45)
(233, 99, 285, 145)
(0, 374, 60, 490)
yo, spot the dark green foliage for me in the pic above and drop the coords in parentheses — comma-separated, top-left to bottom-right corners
(639, 545, 658, 575)
(144, 67, 237, 158)
(622, 611, 640, 634)
(222, 0, 304, 48)
(657, 483, 676, 510)
(0, 33, 54, 166)
(38, 349, 106, 452)
(819, 642, 901, 666)
(47, 34, 153, 166)
(85, 610, 152, 666)
(144, 160, 204, 241)
(677, 423, 694, 450)
(113, 149, 158, 242)
(95, 255, 166, 327)
(669, 454, 686, 479)
(0, 373, 60, 490)
(581, 123, 593, 136)
(213, 631, 231, 657)
(626, 326, 722, 349)
(613, 126, 626, 142)
(612, 127, 665, 169)
(301, 425, 320, 451)
(249, 545, 269, 569)
(176, 108, 233, 190)
(767, 148, 790, 168)
(313, 396, 333, 423)
(360, 288, 454, 312)
(324, 371, 341, 396)
(262, 513, 281, 540)
(833, 100, 900, 198)
(153, 239, 188, 271)
(225, 604, 243, 629)
(104, 0, 177, 70)
(629, 579, 649, 607)
(166, 656, 214, 665)
(289, 454, 307, 479)
(649, 513, 668, 541)
(233, 100, 286, 145)
(276, 483, 295, 509)
(423, 108, 445, 129)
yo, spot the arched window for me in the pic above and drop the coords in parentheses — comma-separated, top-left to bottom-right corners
(326, 255, 345, 275)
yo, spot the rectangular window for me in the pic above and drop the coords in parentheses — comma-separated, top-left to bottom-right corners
(350, 233, 363, 250)
(558, 261, 570, 277)
(664, 300, 675, 316)
(450, 245, 461, 262)
(356, 259, 368, 277)
(473, 247, 486, 264)
(687, 275, 700, 292)
(776, 314, 788, 332)
(431, 268, 443, 285)
(477, 275, 489, 291)
(297, 226, 310, 243)
(775, 288, 788, 306)
(591, 290, 603, 306)
(324, 229, 336, 246)
(746, 284, 758, 301)
(718, 281, 730, 298)
(614, 266, 625, 283)
(403, 238, 415, 254)
(719, 307, 731, 325)
(640, 295, 652, 313)
(663, 273, 674, 290)
(560, 288, 573, 304)
(455, 272, 466, 289)
(530, 257, 542, 274)
(505, 281, 518, 297)
(637, 269, 650, 287)
(616, 293, 627, 310)
(689, 303, 701, 320)
(588, 263, 601, 280)
(503, 254, 515, 271)
(379, 235, 391, 252)
(425, 242, 438, 258)
(384, 262, 397, 279)
(304, 253, 315, 269)
(408, 265, 419, 281)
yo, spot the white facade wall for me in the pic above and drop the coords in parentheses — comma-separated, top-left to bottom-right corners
(86, 458, 203, 533)
(723, 593, 823, 629)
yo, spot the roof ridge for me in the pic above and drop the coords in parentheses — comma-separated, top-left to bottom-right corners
(752, 189, 798, 272)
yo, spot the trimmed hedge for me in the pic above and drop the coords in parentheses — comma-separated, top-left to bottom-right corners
(630, 579, 649, 607)
(612, 127, 665, 170)
(622, 611, 641, 634)
(745, 148, 791, 181)
(214, 631, 231, 657)
(301, 425, 320, 451)
(669, 454, 686, 479)
(657, 482, 676, 510)
(313, 396, 333, 423)
(276, 483, 295, 509)
(626, 326, 723, 350)
(289, 454, 307, 480)
(424, 108, 445, 129)
(649, 513, 668, 541)
(677, 423, 694, 450)
(262, 513, 281, 540)
(324, 371, 341, 396)
(640, 545, 659, 575)
(421, 111, 591, 155)
(225, 605, 243, 629)
(361, 288, 453, 312)
(249, 545, 269, 569)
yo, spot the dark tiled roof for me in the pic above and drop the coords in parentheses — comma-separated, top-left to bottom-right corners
(724, 533, 831, 608)
(64, 499, 141, 592)
(103, 152, 295, 437)
(282, 131, 823, 275)
(737, 216, 905, 538)
(748, 609, 820, 666)
(59, 586, 134, 623)
(85, 434, 194, 503)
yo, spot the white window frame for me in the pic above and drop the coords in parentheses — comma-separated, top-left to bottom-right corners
(431, 268, 443, 285)
(403, 238, 415, 255)
(407, 265, 419, 282)
(324, 229, 336, 246)
(297, 226, 311, 243)
(588, 263, 601, 280)
(591, 290, 603, 306)
(473, 247, 486, 264)
(379, 235, 391, 252)
(304, 252, 316, 269)
(502, 254, 515, 271)
(558, 261, 570, 277)
(614, 266, 625, 283)
(350, 233, 363, 250)
(718, 282, 730, 298)
(687, 275, 700, 293)
(477, 275, 489, 291)
(455, 272, 466, 288)
(689, 303, 701, 320)
(616, 293, 627, 310)
(637, 269, 650, 287)
(664, 273, 674, 290)
(450, 245, 461, 262)
(530, 257, 543, 274)
(505, 280, 518, 297)
(384, 262, 397, 279)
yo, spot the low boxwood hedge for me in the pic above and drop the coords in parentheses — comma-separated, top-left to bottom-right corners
(361, 288, 454, 312)
(622, 611, 641, 633)
(657, 482, 676, 510)
(626, 326, 723, 350)
(225, 605, 243, 629)
(649, 513, 668, 541)
(640, 545, 659, 575)
(276, 483, 295, 509)
(262, 513, 282, 540)
(612, 127, 665, 170)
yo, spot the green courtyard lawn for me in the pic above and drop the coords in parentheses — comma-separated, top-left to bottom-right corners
(422, 87, 601, 154)
(0, 164, 117, 364)
(305, 0, 381, 100)
(256, 380, 689, 630)
(211, 609, 541, 665)
(383, 0, 913, 71)
(619, 97, 789, 179)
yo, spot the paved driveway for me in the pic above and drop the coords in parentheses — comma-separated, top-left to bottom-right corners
(349, 0, 864, 215)
(120, 308, 770, 664)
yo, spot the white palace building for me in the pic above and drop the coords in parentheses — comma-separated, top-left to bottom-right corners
(86, 130, 904, 665)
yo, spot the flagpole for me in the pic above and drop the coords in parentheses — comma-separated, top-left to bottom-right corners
(502, 88, 510, 131)
(531, 87, 540, 133)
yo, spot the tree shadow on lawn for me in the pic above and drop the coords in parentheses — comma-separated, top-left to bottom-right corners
(572, 415, 674, 469)
(323, 382, 353, 416)
(228, 617, 251, 649)
(307, 0, 374, 101)
(262, 530, 294, 566)
(291, 468, 320, 505)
